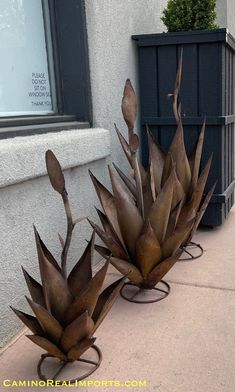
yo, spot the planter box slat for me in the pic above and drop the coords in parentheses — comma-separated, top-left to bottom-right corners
(133, 28, 235, 226)
(139, 47, 158, 117)
(180, 44, 198, 116)
(199, 43, 221, 115)
(142, 115, 235, 125)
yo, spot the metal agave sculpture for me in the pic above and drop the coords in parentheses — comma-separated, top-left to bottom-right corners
(89, 53, 216, 300)
(11, 150, 125, 380)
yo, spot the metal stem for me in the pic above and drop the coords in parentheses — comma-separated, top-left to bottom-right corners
(61, 191, 74, 278)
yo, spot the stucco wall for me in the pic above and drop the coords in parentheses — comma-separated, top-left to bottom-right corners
(227, 0, 235, 37)
(85, 0, 168, 166)
(216, 0, 235, 37)
(0, 129, 110, 347)
(216, 0, 227, 30)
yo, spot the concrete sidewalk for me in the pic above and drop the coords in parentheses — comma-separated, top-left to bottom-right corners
(1, 208, 235, 392)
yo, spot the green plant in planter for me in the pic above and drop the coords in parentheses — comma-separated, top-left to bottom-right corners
(161, 0, 218, 32)
(89, 55, 216, 294)
(11, 150, 125, 378)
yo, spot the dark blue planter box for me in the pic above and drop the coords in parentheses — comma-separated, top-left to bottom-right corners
(133, 28, 235, 226)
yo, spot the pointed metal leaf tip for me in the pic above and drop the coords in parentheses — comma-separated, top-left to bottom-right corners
(67, 231, 94, 297)
(92, 276, 126, 333)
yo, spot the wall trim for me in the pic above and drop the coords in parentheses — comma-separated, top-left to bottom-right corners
(0, 128, 111, 189)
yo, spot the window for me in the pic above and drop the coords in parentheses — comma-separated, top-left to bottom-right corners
(0, 0, 56, 116)
(0, 0, 92, 138)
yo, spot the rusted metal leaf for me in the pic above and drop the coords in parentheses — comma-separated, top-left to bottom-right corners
(109, 166, 143, 257)
(45, 150, 65, 195)
(146, 250, 183, 288)
(22, 267, 46, 308)
(165, 198, 185, 238)
(162, 121, 192, 194)
(67, 232, 94, 297)
(115, 124, 132, 165)
(190, 182, 216, 239)
(60, 310, 94, 353)
(142, 167, 154, 216)
(10, 307, 44, 335)
(113, 162, 137, 198)
(147, 127, 166, 193)
(67, 337, 96, 361)
(171, 49, 183, 124)
(26, 297, 63, 343)
(27, 335, 67, 361)
(66, 261, 110, 324)
(149, 159, 157, 202)
(88, 219, 128, 260)
(92, 277, 126, 333)
(163, 153, 185, 209)
(110, 257, 143, 286)
(95, 207, 124, 248)
(148, 170, 174, 243)
(94, 244, 111, 258)
(131, 150, 145, 218)
(191, 120, 206, 192)
(34, 227, 73, 323)
(177, 200, 196, 226)
(178, 156, 212, 228)
(191, 154, 213, 212)
(121, 79, 137, 138)
(172, 164, 185, 210)
(34, 228, 60, 271)
(135, 222, 162, 278)
(162, 220, 194, 259)
(89, 169, 125, 247)
(115, 124, 147, 182)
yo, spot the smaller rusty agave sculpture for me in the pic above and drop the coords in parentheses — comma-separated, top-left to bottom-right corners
(11, 150, 125, 384)
(89, 52, 216, 303)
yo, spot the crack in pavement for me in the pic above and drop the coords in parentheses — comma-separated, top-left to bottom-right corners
(166, 280, 235, 292)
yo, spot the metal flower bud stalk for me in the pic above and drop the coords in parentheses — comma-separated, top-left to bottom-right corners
(89, 51, 216, 303)
(11, 150, 125, 383)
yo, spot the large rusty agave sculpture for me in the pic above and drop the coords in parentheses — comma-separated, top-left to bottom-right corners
(89, 53, 216, 303)
(11, 150, 125, 383)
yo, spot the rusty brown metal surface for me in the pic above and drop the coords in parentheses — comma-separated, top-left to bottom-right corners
(11, 150, 125, 368)
(90, 52, 215, 291)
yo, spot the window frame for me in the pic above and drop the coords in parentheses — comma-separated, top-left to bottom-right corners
(0, 0, 92, 139)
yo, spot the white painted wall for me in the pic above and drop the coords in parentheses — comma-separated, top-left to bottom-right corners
(0, 129, 110, 347)
(227, 0, 235, 37)
(216, 0, 235, 36)
(85, 0, 167, 166)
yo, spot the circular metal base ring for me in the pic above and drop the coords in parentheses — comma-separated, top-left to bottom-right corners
(179, 241, 204, 261)
(37, 344, 102, 385)
(120, 280, 170, 304)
